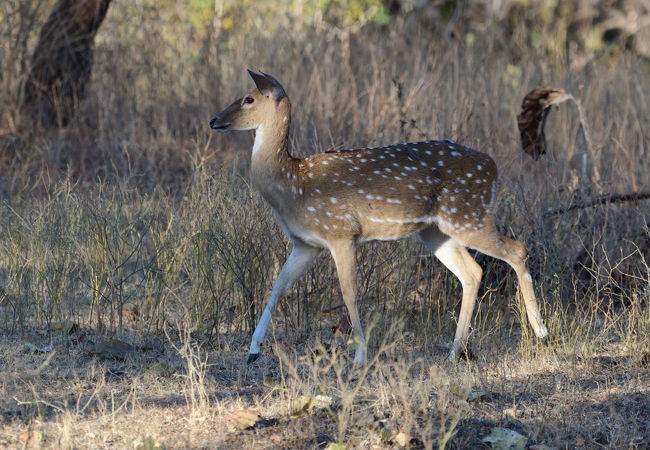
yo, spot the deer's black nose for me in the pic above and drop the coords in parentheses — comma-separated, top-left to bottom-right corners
(209, 117, 217, 128)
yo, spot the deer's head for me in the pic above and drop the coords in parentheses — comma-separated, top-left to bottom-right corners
(209, 70, 288, 133)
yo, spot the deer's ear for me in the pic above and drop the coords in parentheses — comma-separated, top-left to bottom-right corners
(248, 69, 286, 100)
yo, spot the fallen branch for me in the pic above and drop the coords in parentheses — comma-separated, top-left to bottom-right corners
(543, 191, 650, 217)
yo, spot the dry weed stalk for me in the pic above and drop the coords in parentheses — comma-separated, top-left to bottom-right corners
(518, 86, 650, 215)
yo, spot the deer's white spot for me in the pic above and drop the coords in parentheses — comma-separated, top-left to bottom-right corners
(322, 161, 329, 165)
(315, 189, 321, 193)
(307, 206, 316, 212)
(373, 170, 381, 175)
(425, 150, 432, 155)
(323, 225, 329, 230)
(477, 164, 483, 170)
(330, 197, 338, 204)
(438, 161, 445, 167)
(420, 161, 428, 167)
(387, 198, 401, 204)
(283, 116, 288, 122)
(326, 211, 333, 217)
(364, 214, 439, 225)
(466, 173, 473, 178)
(439, 150, 445, 156)
(451, 151, 461, 156)
(366, 194, 374, 200)
(394, 176, 402, 180)
(360, 159, 367, 163)
(407, 184, 415, 190)
(358, 189, 366, 194)
(450, 207, 458, 213)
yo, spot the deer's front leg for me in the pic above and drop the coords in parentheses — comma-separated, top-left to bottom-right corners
(248, 241, 321, 363)
(329, 239, 367, 366)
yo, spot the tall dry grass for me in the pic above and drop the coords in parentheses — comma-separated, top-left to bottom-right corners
(0, 1, 648, 447)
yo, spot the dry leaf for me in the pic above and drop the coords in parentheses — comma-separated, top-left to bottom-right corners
(482, 427, 527, 449)
(393, 430, 410, 448)
(517, 87, 572, 160)
(227, 409, 262, 430)
(290, 395, 332, 417)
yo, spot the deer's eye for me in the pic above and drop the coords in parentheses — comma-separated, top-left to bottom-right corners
(244, 96, 255, 104)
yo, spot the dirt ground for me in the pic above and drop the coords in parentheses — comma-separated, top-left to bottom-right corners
(1, 324, 648, 449)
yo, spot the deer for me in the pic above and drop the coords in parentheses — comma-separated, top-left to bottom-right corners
(209, 70, 549, 365)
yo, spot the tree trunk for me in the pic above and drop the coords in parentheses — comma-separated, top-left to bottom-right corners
(21, 0, 112, 129)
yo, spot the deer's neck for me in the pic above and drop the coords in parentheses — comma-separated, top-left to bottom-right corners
(250, 112, 299, 209)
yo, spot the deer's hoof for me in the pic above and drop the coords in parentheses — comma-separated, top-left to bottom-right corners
(247, 352, 260, 364)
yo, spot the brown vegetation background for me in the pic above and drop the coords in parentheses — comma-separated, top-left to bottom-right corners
(0, 0, 649, 448)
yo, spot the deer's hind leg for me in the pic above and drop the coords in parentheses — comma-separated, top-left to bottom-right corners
(457, 219, 548, 341)
(419, 227, 483, 360)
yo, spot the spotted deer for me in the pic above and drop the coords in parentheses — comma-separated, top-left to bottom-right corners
(209, 70, 548, 365)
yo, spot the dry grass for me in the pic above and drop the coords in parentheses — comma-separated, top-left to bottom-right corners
(1, 0, 649, 448)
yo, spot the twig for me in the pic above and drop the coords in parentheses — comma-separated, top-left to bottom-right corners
(572, 97, 593, 196)
(543, 191, 650, 217)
